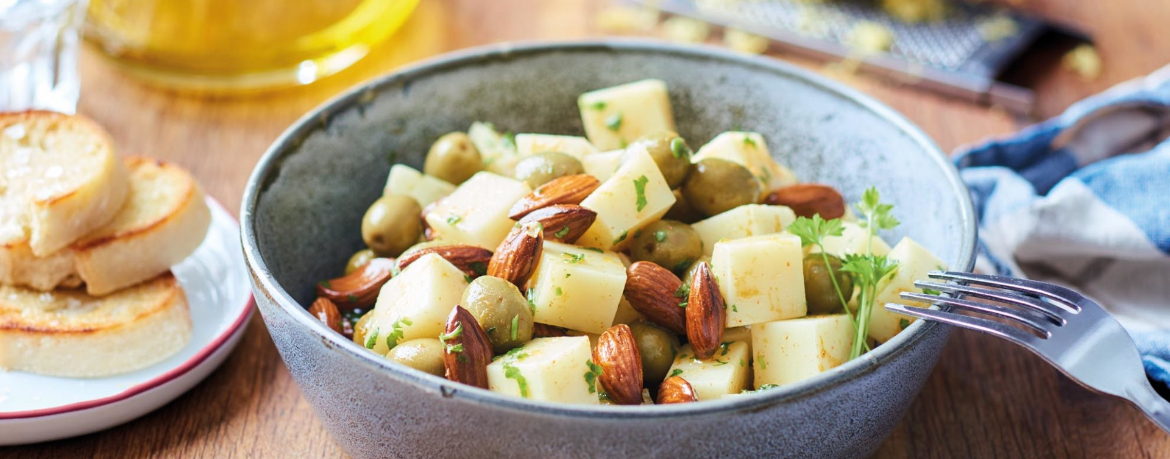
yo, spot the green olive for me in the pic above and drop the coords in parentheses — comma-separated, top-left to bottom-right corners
(461, 276, 534, 354)
(386, 338, 445, 377)
(630, 132, 692, 188)
(424, 132, 482, 184)
(345, 249, 377, 275)
(512, 152, 584, 189)
(361, 195, 422, 257)
(629, 220, 703, 274)
(681, 255, 711, 286)
(681, 158, 761, 216)
(629, 321, 680, 387)
(663, 189, 704, 223)
(803, 253, 854, 315)
(352, 310, 373, 347)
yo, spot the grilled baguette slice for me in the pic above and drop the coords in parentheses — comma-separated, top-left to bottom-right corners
(0, 272, 191, 377)
(0, 157, 211, 295)
(0, 111, 129, 256)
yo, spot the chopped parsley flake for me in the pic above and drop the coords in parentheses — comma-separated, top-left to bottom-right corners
(899, 318, 910, 330)
(554, 225, 571, 239)
(511, 315, 520, 340)
(386, 317, 413, 348)
(446, 215, 462, 225)
(922, 288, 942, 296)
(526, 287, 536, 314)
(504, 364, 529, 398)
(719, 342, 732, 356)
(563, 252, 585, 263)
(633, 175, 649, 212)
(613, 230, 629, 245)
(655, 231, 667, 242)
(713, 359, 729, 366)
(365, 327, 380, 349)
(674, 283, 690, 308)
(585, 360, 604, 394)
(555, 286, 563, 296)
(739, 359, 746, 367)
(589, 100, 607, 111)
(605, 112, 623, 131)
(318, 280, 331, 289)
(584, 247, 604, 253)
(743, 136, 757, 148)
(757, 354, 767, 370)
(439, 323, 463, 342)
(731, 304, 739, 313)
(669, 138, 691, 159)
(464, 274, 473, 283)
(669, 369, 684, 377)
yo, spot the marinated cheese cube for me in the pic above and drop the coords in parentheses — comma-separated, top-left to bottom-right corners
(666, 341, 751, 401)
(424, 172, 531, 249)
(487, 337, 600, 405)
(528, 241, 627, 334)
(469, 122, 520, 176)
(576, 148, 675, 251)
(581, 149, 624, 182)
(868, 237, 947, 343)
(515, 134, 599, 160)
(578, 79, 676, 150)
(692, 204, 796, 256)
(809, 221, 891, 258)
(363, 253, 469, 355)
(692, 132, 797, 195)
(711, 233, 807, 327)
(752, 314, 854, 388)
(383, 164, 456, 207)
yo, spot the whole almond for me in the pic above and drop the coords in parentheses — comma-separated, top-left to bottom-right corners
(517, 204, 597, 244)
(623, 261, 687, 335)
(317, 258, 395, 308)
(508, 174, 601, 220)
(487, 221, 544, 288)
(657, 376, 698, 404)
(593, 324, 644, 405)
(763, 183, 845, 219)
(308, 297, 343, 334)
(442, 305, 493, 389)
(686, 262, 725, 360)
(397, 245, 492, 278)
(533, 323, 569, 338)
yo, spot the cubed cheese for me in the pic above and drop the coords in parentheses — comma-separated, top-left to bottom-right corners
(692, 204, 796, 256)
(362, 253, 469, 354)
(383, 164, 456, 207)
(515, 134, 599, 160)
(487, 337, 600, 404)
(667, 341, 751, 401)
(581, 149, 624, 182)
(424, 172, 531, 249)
(868, 237, 947, 343)
(723, 326, 753, 355)
(528, 241, 627, 334)
(576, 148, 675, 251)
(752, 315, 854, 387)
(692, 132, 797, 195)
(578, 79, 676, 150)
(469, 122, 521, 176)
(711, 233, 807, 327)
(809, 221, 891, 259)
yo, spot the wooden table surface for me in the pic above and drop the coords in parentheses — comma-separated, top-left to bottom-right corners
(4, 0, 1168, 457)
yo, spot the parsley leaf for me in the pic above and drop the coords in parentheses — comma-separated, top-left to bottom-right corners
(787, 214, 844, 248)
(655, 230, 667, 242)
(669, 369, 683, 377)
(585, 360, 604, 394)
(563, 252, 585, 263)
(633, 175, 649, 212)
(670, 138, 691, 159)
(605, 112, 623, 131)
(446, 214, 462, 225)
(613, 230, 628, 245)
(844, 187, 901, 360)
(554, 225, 570, 239)
(589, 100, 607, 111)
(511, 315, 520, 341)
(743, 135, 757, 148)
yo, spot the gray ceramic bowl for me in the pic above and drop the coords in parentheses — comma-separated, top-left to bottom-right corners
(241, 40, 976, 459)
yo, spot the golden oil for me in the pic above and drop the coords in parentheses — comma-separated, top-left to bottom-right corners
(85, 0, 419, 92)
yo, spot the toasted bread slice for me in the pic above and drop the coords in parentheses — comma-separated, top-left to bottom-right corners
(0, 272, 191, 377)
(0, 157, 211, 295)
(0, 111, 129, 256)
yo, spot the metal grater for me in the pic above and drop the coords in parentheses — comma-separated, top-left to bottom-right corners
(637, 0, 1085, 113)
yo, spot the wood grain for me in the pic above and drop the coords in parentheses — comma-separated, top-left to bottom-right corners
(3, 0, 1168, 457)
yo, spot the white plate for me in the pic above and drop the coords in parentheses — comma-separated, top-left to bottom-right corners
(0, 198, 253, 445)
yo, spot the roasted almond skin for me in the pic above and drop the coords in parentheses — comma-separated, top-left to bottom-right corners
(763, 183, 846, 219)
(657, 376, 698, 404)
(442, 305, 493, 389)
(508, 174, 601, 220)
(487, 222, 544, 288)
(308, 297, 343, 334)
(317, 258, 395, 308)
(623, 261, 688, 335)
(397, 245, 492, 278)
(686, 261, 726, 360)
(533, 323, 569, 338)
(593, 324, 644, 405)
(517, 204, 597, 244)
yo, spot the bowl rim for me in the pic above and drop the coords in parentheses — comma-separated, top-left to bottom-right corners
(241, 38, 977, 419)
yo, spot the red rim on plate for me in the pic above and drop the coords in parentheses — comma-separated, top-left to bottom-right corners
(0, 198, 254, 420)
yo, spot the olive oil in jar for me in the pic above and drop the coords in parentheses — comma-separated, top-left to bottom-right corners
(85, 0, 419, 91)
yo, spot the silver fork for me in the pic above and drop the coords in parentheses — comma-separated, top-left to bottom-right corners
(885, 271, 1170, 433)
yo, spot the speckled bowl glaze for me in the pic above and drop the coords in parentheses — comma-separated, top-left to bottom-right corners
(242, 40, 976, 459)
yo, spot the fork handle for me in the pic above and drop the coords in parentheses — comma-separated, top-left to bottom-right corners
(1126, 381, 1170, 434)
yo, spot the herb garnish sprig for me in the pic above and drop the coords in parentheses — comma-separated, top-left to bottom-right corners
(840, 187, 900, 359)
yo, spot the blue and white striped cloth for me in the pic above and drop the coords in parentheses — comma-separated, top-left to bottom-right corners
(954, 65, 1170, 387)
